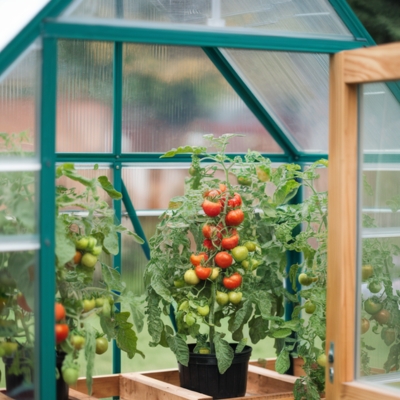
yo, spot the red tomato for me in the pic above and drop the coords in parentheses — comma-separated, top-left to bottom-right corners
(223, 272, 242, 290)
(203, 239, 215, 250)
(17, 294, 32, 313)
(55, 303, 66, 321)
(195, 265, 212, 280)
(215, 252, 233, 268)
(202, 199, 222, 217)
(202, 224, 215, 239)
(225, 209, 245, 226)
(219, 184, 227, 193)
(190, 253, 209, 266)
(221, 234, 240, 250)
(55, 324, 69, 344)
(228, 193, 242, 208)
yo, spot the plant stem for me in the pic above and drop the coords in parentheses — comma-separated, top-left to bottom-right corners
(209, 281, 216, 354)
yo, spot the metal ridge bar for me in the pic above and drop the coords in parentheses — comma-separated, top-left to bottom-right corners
(0, 0, 74, 76)
(43, 21, 365, 53)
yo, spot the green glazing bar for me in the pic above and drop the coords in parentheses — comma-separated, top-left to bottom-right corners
(203, 47, 297, 159)
(37, 36, 58, 400)
(121, 180, 150, 260)
(43, 21, 365, 53)
(112, 41, 123, 378)
(0, 0, 74, 76)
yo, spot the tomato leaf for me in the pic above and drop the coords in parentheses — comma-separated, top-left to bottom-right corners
(166, 334, 189, 366)
(214, 333, 234, 374)
(160, 146, 206, 158)
(100, 263, 126, 292)
(55, 219, 76, 266)
(250, 291, 272, 319)
(115, 313, 144, 359)
(272, 328, 292, 338)
(273, 179, 300, 205)
(230, 300, 253, 333)
(84, 324, 96, 395)
(97, 176, 122, 200)
(249, 316, 269, 344)
(103, 229, 119, 255)
(275, 348, 290, 374)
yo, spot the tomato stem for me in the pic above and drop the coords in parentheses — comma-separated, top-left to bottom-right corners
(209, 281, 216, 354)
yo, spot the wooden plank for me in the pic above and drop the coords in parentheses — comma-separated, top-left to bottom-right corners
(68, 388, 100, 400)
(250, 357, 305, 377)
(223, 393, 293, 400)
(0, 392, 13, 400)
(342, 381, 400, 400)
(141, 368, 181, 386)
(327, 51, 358, 398)
(343, 42, 400, 83)
(120, 372, 213, 400)
(70, 374, 120, 398)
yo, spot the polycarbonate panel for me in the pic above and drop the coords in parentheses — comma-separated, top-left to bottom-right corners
(222, 49, 329, 152)
(0, 0, 49, 52)
(56, 41, 113, 153)
(361, 83, 400, 153)
(122, 44, 282, 153)
(0, 43, 40, 154)
(61, 0, 353, 39)
(357, 84, 400, 388)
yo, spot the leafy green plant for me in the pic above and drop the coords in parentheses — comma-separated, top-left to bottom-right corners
(144, 134, 327, 375)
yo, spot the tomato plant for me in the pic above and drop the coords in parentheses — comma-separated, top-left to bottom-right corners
(215, 252, 233, 269)
(95, 337, 109, 355)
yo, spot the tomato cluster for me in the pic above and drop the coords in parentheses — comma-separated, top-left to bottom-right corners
(55, 303, 69, 344)
(73, 235, 102, 269)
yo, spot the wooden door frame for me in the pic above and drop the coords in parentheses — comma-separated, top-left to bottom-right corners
(327, 43, 400, 399)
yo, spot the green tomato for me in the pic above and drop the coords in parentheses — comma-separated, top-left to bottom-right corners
(174, 279, 186, 288)
(197, 305, 210, 316)
(91, 246, 102, 256)
(317, 354, 327, 367)
(81, 253, 98, 268)
(62, 368, 80, 385)
(243, 242, 257, 252)
(364, 298, 383, 315)
(1, 342, 18, 356)
(95, 297, 105, 307)
(216, 291, 229, 306)
(298, 273, 313, 286)
(231, 246, 249, 262)
(185, 313, 196, 326)
(71, 335, 85, 350)
(199, 348, 210, 354)
(95, 337, 109, 355)
(101, 300, 111, 317)
(82, 298, 96, 313)
(242, 259, 260, 271)
(184, 269, 200, 285)
(237, 176, 251, 186)
(368, 281, 382, 293)
(228, 291, 243, 305)
(87, 237, 97, 250)
(210, 267, 220, 281)
(178, 300, 189, 311)
(304, 301, 316, 314)
(76, 237, 89, 250)
(362, 264, 374, 281)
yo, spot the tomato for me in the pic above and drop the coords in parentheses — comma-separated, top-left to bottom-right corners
(101, 300, 111, 317)
(190, 253, 209, 266)
(174, 279, 186, 288)
(304, 301, 316, 314)
(179, 300, 189, 311)
(95, 337, 108, 355)
(95, 297, 105, 307)
(225, 209, 245, 226)
(241, 259, 260, 270)
(195, 265, 212, 280)
(199, 348, 210, 354)
(73, 251, 82, 265)
(368, 281, 382, 293)
(87, 237, 97, 250)
(219, 184, 227, 193)
(210, 267, 220, 281)
(216, 291, 229, 306)
(184, 269, 200, 285)
(17, 293, 32, 312)
(228, 193, 242, 208)
(185, 313, 196, 326)
(381, 328, 396, 346)
(197, 305, 210, 316)
(364, 298, 383, 315)
(237, 176, 251, 186)
(55, 303, 66, 321)
(76, 237, 89, 250)
(202, 224, 215, 239)
(243, 241, 257, 252)
(221, 235, 239, 250)
(231, 246, 249, 262)
(256, 167, 270, 182)
(228, 291, 242, 305)
(374, 309, 391, 325)
(202, 199, 222, 217)
(1, 341, 18, 356)
(81, 253, 98, 268)
(223, 272, 242, 290)
(62, 368, 79, 385)
(215, 252, 233, 269)
(203, 239, 215, 250)
(82, 298, 96, 313)
(55, 324, 69, 344)
(298, 273, 313, 286)
(317, 354, 327, 367)
(362, 264, 374, 281)
(91, 246, 102, 256)
(189, 165, 197, 176)
(71, 335, 85, 350)
(361, 318, 370, 334)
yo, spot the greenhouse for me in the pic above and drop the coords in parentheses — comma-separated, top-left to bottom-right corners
(0, 0, 400, 399)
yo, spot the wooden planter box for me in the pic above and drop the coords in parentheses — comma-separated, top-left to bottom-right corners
(0, 359, 302, 399)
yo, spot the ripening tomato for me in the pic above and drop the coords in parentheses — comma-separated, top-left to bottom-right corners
(223, 272, 242, 290)
(317, 354, 327, 368)
(225, 209, 244, 226)
(202, 199, 222, 217)
(202, 224, 215, 239)
(55, 303, 66, 321)
(374, 309, 391, 325)
(221, 234, 240, 250)
(190, 253, 209, 266)
(195, 265, 212, 280)
(228, 291, 242, 304)
(228, 193, 242, 208)
(210, 267, 220, 280)
(55, 324, 69, 344)
(362, 264, 374, 281)
(215, 252, 233, 269)
(381, 327, 396, 346)
(361, 318, 370, 334)
(184, 269, 200, 285)
(73, 251, 82, 265)
(219, 184, 227, 193)
(203, 239, 215, 250)
(81, 253, 98, 268)
(237, 176, 251, 186)
(1, 341, 18, 356)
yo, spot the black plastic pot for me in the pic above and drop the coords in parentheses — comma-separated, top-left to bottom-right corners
(3, 351, 69, 400)
(178, 343, 252, 399)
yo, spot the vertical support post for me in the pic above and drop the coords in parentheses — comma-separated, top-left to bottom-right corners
(112, 41, 123, 378)
(326, 52, 358, 397)
(37, 36, 57, 400)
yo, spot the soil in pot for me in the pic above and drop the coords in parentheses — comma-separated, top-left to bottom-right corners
(3, 351, 69, 400)
(178, 343, 252, 399)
